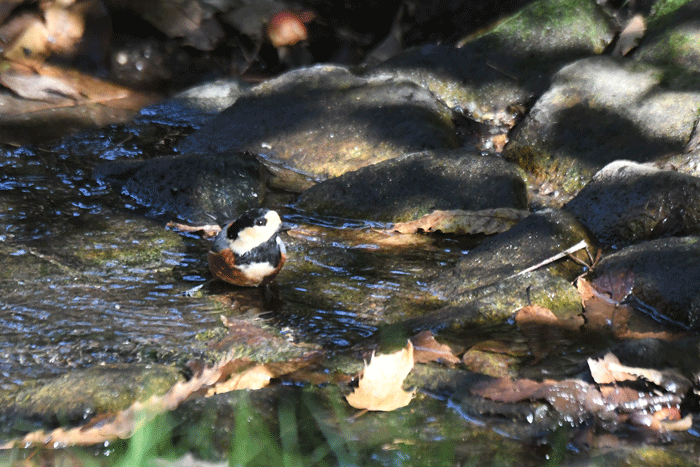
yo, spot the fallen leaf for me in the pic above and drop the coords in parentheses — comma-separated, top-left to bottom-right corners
(206, 364, 274, 394)
(1, 354, 255, 448)
(410, 330, 460, 364)
(287, 225, 432, 249)
(578, 277, 630, 336)
(0, 68, 79, 101)
(346, 342, 415, 411)
(591, 270, 635, 304)
(612, 14, 645, 57)
(390, 208, 529, 236)
(659, 414, 693, 432)
(515, 303, 577, 362)
(589, 352, 691, 395)
(515, 304, 558, 326)
(167, 221, 221, 238)
(588, 352, 637, 385)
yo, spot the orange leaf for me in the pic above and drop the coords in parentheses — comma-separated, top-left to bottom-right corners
(410, 330, 460, 364)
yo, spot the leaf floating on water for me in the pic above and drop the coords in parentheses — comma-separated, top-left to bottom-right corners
(588, 352, 691, 395)
(346, 341, 415, 411)
(288, 225, 432, 249)
(410, 330, 460, 364)
(390, 208, 529, 236)
(587, 352, 638, 385)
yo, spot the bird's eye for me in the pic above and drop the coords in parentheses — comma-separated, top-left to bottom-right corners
(255, 218, 266, 226)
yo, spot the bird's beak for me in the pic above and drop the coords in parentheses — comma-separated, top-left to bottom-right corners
(279, 222, 294, 232)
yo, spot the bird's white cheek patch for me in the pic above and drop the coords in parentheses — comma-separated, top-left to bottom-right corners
(238, 262, 277, 284)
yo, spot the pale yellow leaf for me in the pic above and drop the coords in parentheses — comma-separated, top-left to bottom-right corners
(345, 342, 415, 411)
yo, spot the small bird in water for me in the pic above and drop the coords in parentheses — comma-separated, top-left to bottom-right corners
(208, 208, 286, 287)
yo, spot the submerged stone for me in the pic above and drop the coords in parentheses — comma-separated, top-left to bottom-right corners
(1, 364, 181, 435)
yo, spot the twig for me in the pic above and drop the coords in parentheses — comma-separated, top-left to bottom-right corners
(505, 240, 588, 280)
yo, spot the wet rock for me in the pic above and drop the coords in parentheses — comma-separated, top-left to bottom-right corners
(135, 78, 248, 130)
(564, 160, 700, 245)
(401, 210, 591, 330)
(294, 149, 527, 223)
(634, 0, 700, 78)
(434, 209, 592, 299)
(504, 56, 700, 201)
(593, 236, 700, 329)
(178, 65, 459, 180)
(608, 337, 700, 381)
(368, 0, 616, 125)
(1, 364, 181, 433)
(409, 271, 581, 331)
(94, 152, 264, 224)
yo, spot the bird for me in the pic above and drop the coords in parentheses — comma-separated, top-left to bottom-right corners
(208, 208, 286, 287)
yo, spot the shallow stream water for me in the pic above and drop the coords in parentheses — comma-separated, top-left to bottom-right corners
(0, 132, 467, 389)
(3, 123, 700, 466)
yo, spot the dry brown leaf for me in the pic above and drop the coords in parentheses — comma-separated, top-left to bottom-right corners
(587, 352, 637, 385)
(612, 14, 645, 57)
(659, 414, 693, 432)
(591, 270, 635, 304)
(410, 330, 460, 364)
(578, 278, 630, 336)
(0, 68, 79, 101)
(287, 225, 432, 249)
(207, 364, 274, 394)
(167, 221, 221, 238)
(390, 208, 529, 236)
(345, 342, 415, 411)
(515, 304, 558, 326)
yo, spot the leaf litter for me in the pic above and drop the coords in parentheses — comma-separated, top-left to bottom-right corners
(4, 223, 699, 450)
(345, 341, 416, 412)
